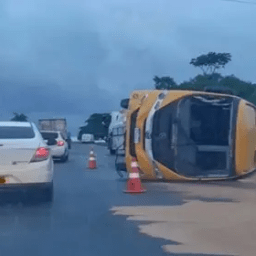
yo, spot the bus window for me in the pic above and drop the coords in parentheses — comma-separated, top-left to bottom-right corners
(175, 96, 234, 177)
(152, 101, 177, 170)
(129, 109, 140, 157)
(189, 96, 231, 146)
(151, 95, 234, 178)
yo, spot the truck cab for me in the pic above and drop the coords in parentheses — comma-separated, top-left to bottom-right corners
(108, 110, 127, 155)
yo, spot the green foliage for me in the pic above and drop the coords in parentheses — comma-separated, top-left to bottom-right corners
(152, 51, 256, 105)
(10, 113, 28, 122)
(78, 113, 111, 140)
(153, 76, 178, 90)
(190, 52, 232, 75)
(219, 75, 256, 104)
(177, 73, 256, 104)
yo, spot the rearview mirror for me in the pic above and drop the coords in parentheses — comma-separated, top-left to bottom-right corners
(120, 98, 129, 109)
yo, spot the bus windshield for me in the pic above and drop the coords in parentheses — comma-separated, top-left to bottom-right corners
(151, 94, 238, 178)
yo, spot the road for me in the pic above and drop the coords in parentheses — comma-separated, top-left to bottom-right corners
(0, 143, 254, 256)
(0, 143, 186, 256)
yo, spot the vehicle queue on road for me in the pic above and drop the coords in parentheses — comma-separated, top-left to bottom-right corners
(1, 88, 256, 204)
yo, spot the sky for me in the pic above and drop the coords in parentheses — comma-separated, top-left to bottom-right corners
(0, 0, 256, 135)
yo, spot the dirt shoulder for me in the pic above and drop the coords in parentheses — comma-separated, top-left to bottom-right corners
(112, 174, 256, 255)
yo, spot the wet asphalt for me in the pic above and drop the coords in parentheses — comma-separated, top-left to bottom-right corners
(0, 143, 233, 256)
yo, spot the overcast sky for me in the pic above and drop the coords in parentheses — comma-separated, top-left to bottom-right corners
(0, 0, 256, 135)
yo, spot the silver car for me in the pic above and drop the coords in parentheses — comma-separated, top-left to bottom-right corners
(41, 131, 69, 162)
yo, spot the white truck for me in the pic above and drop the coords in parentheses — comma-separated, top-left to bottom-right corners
(38, 118, 71, 149)
(81, 134, 95, 144)
(107, 110, 127, 155)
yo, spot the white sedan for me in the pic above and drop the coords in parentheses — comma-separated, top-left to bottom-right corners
(40, 131, 69, 162)
(0, 121, 54, 202)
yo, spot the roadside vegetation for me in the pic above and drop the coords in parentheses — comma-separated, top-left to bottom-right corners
(154, 52, 256, 105)
(10, 112, 28, 122)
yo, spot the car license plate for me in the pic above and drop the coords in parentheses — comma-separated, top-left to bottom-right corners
(134, 128, 141, 143)
(0, 177, 6, 184)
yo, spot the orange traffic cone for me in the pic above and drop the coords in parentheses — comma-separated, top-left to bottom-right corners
(124, 157, 146, 193)
(88, 147, 97, 169)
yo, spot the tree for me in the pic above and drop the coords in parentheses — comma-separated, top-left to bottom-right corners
(10, 113, 28, 122)
(153, 76, 177, 90)
(179, 73, 256, 105)
(190, 52, 232, 75)
(78, 113, 111, 140)
(219, 75, 256, 102)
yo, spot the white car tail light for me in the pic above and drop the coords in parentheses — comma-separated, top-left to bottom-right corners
(57, 141, 65, 146)
(30, 147, 50, 162)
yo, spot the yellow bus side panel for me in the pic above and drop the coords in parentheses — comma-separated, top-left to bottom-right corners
(236, 101, 256, 175)
(125, 91, 153, 176)
(135, 91, 160, 179)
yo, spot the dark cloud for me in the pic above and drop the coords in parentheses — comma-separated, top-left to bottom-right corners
(1, 0, 256, 133)
(0, 77, 116, 114)
(0, 1, 115, 133)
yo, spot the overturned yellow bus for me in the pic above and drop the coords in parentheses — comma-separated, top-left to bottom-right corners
(123, 90, 256, 181)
